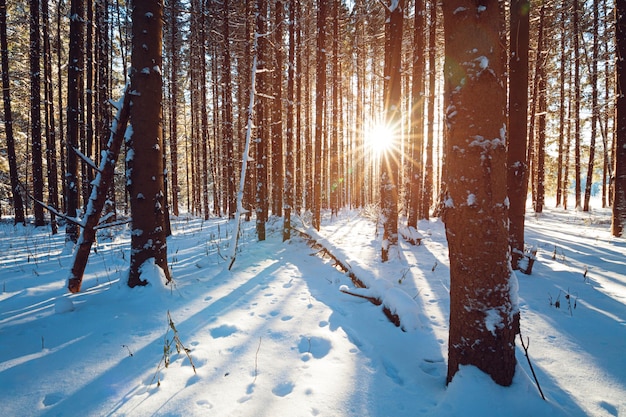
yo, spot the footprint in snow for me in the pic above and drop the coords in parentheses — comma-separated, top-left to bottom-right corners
(272, 381, 294, 397)
(42, 392, 63, 407)
(210, 324, 238, 338)
(298, 336, 331, 359)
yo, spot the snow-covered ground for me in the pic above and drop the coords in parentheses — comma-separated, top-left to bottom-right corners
(0, 203, 624, 416)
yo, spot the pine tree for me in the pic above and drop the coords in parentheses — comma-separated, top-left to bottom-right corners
(127, 0, 171, 287)
(442, 0, 518, 386)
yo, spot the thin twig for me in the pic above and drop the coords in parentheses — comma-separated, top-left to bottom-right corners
(519, 333, 546, 401)
(253, 336, 262, 384)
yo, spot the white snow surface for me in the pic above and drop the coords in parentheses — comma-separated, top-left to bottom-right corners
(0, 200, 625, 417)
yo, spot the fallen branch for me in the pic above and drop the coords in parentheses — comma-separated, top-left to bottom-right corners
(292, 227, 401, 328)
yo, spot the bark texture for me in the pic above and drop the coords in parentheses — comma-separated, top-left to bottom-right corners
(442, 0, 518, 386)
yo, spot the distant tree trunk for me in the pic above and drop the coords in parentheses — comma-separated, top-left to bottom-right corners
(354, 0, 365, 209)
(42, 0, 59, 233)
(507, 0, 530, 269)
(283, 0, 296, 241)
(407, 0, 425, 229)
(423, 0, 436, 219)
(294, 1, 303, 214)
(556, 0, 566, 208)
(256, 0, 268, 240)
(57, 0, 66, 214)
(127, 0, 171, 287)
(442, 0, 518, 387)
(574, 0, 582, 209)
(380, 0, 403, 262)
(96, 0, 113, 223)
(613, 0, 626, 237)
(272, 0, 284, 218)
(584, 0, 599, 212)
(222, 0, 235, 219)
(66, 0, 85, 243)
(200, 6, 210, 220)
(83, 0, 94, 212)
(330, 0, 339, 217)
(313, 0, 326, 231)
(30, 0, 45, 227)
(0, 0, 25, 224)
(167, 0, 180, 216)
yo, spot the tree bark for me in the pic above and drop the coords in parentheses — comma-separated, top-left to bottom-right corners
(127, 0, 171, 287)
(613, 0, 626, 237)
(442, 0, 518, 386)
(507, 0, 530, 269)
(68, 90, 131, 293)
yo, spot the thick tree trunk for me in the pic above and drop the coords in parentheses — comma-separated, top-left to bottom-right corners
(0, 0, 26, 224)
(442, 0, 518, 386)
(380, 0, 404, 262)
(223, 0, 235, 219)
(507, 0, 530, 269)
(127, 0, 171, 287)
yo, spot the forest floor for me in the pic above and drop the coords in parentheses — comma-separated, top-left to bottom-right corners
(0, 201, 624, 416)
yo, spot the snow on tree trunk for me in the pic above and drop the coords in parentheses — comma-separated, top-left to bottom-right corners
(613, 0, 626, 237)
(127, 0, 171, 287)
(441, 0, 518, 386)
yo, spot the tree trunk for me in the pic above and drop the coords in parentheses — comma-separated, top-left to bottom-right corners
(507, 0, 530, 269)
(68, 90, 130, 293)
(407, 0, 425, 229)
(30, 0, 45, 227)
(127, 0, 171, 287)
(574, 0, 582, 209)
(272, 0, 284, 218)
(380, 0, 403, 262)
(167, 0, 180, 216)
(613, 0, 626, 237)
(0, 0, 26, 224)
(256, 0, 268, 240)
(330, 0, 339, 218)
(222, 0, 235, 219)
(442, 0, 518, 387)
(556, 0, 566, 208)
(42, 0, 59, 234)
(313, 0, 326, 231)
(283, 0, 296, 241)
(66, 0, 85, 243)
(423, 0, 436, 219)
(584, 0, 599, 212)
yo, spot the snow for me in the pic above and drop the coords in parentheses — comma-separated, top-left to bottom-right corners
(0, 200, 625, 416)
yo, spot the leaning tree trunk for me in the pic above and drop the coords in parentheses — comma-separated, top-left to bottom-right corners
(68, 90, 131, 293)
(127, 0, 171, 287)
(442, 0, 518, 386)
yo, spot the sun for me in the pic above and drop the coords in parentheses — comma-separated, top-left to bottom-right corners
(364, 123, 394, 154)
